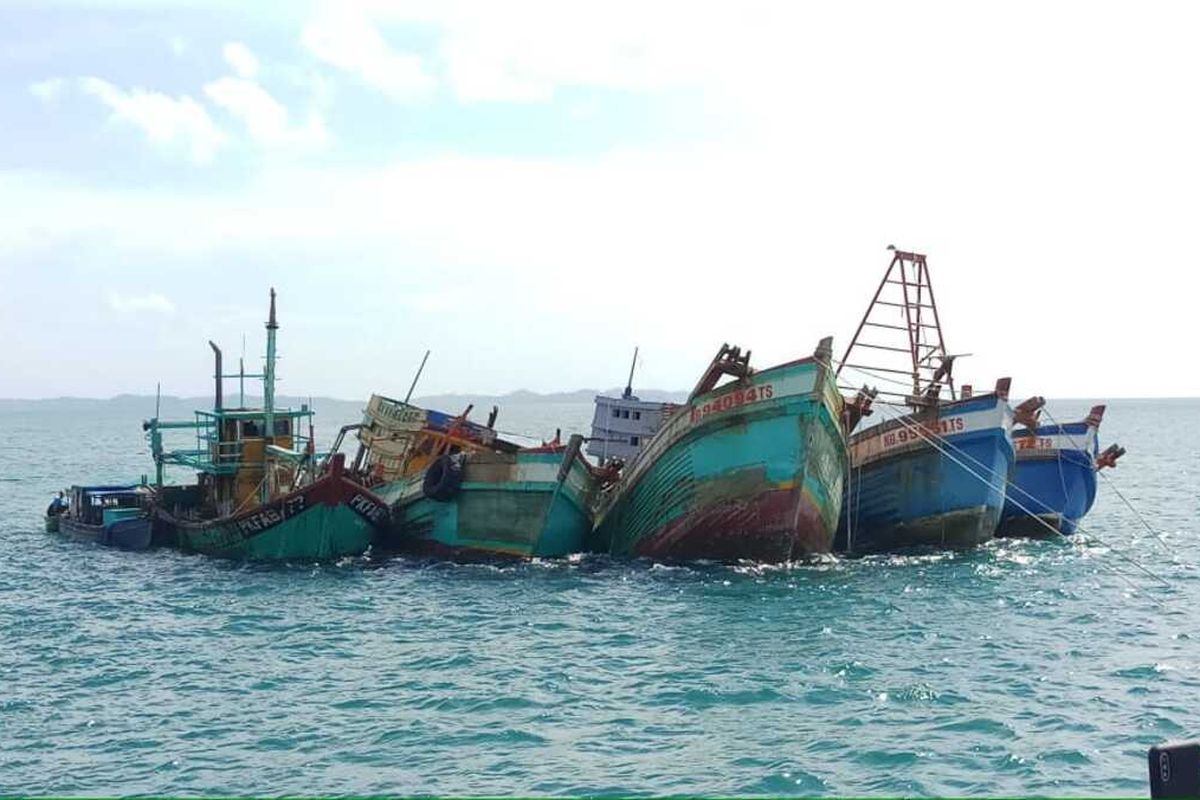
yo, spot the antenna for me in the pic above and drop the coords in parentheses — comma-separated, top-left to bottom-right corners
(404, 349, 431, 404)
(622, 346, 638, 400)
(240, 332, 246, 408)
(155, 382, 161, 419)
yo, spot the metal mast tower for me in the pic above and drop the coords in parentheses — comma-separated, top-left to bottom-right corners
(836, 246, 956, 408)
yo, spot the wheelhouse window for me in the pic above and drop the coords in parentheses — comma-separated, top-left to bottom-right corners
(274, 419, 291, 436)
(630, 435, 640, 446)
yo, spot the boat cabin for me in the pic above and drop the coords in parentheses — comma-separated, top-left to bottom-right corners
(587, 393, 677, 465)
(68, 485, 146, 527)
(353, 393, 515, 484)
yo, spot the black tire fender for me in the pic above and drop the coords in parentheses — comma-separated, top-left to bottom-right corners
(422, 454, 464, 502)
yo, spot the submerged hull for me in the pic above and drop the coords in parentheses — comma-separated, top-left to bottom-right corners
(381, 447, 595, 559)
(591, 357, 847, 563)
(56, 515, 153, 550)
(837, 394, 1014, 554)
(157, 468, 387, 561)
(998, 423, 1099, 537)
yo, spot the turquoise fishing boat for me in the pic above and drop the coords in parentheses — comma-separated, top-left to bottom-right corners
(589, 338, 850, 563)
(381, 437, 599, 558)
(351, 394, 603, 558)
(144, 290, 388, 561)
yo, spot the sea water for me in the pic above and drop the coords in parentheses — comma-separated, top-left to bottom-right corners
(1, 398, 1197, 796)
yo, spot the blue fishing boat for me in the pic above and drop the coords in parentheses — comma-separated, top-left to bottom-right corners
(837, 385, 1015, 552)
(47, 485, 154, 550)
(997, 404, 1122, 537)
(834, 247, 1017, 553)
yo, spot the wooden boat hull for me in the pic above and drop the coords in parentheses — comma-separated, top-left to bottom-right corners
(156, 468, 388, 561)
(836, 394, 1014, 554)
(56, 515, 153, 551)
(591, 357, 847, 563)
(379, 449, 595, 559)
(997, 422, 1098, 537)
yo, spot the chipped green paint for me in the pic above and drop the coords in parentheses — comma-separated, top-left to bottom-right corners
(381, 447, 596, 559)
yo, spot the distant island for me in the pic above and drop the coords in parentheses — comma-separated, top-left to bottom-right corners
(0, 388, 689, 416)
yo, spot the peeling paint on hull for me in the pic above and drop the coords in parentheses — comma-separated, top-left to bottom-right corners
(836, 395, 1014, 554)
(592, 357, 847, 564)
(383, 450, 596, 559)
(633, 485, 831, 562)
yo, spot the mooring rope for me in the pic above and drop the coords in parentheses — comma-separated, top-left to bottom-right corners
(872, 406, 1170, 596)
(1040, 406, 1171, 554)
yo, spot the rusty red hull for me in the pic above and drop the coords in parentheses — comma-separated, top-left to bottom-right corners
(632, 485, 832, 562)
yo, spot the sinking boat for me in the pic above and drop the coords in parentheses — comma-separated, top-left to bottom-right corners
(586, 348, 679, 466)
(144, 290, 388, 561)
(588, 338, 849, 563)
(46, 485, 153, 550)
(835, 247, 1016, 553)
(351, 394, 604, 558)
(997, 404, 1123, 537)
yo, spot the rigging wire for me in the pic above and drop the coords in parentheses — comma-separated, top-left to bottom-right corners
(1040, 406, 1171, 554)
(871, 405, 1170, 598)
(833, 358, 916, 390)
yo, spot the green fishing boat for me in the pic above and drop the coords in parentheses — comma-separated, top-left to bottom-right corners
(144, 290, 388, 561)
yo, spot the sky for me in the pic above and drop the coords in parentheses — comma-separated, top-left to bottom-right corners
(1, 0, 1197, 401)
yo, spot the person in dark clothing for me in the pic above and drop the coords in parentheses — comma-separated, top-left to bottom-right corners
(46, 491, 67, 517)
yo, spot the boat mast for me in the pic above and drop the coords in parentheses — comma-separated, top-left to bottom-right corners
(404, 349, 431, 404)
(622, 346, 638, 400)
(262, 288, 278, 503)
(836, 246, 954, 408)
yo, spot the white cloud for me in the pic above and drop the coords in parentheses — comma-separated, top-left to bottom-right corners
(204, 77, 328, 149)
(314, 1, 722, 103)
(223, 41, 259, 79)
(301, 11, 435, 100)
(28, 77, 67, 104)
(105, 290, 176, 314)
(79, 77, 227, 163)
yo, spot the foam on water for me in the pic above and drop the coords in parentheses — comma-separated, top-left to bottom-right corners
(1, 399, 1197, 795)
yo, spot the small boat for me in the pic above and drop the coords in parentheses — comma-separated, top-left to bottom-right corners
(351, 394, 605, 558)
(586, 347, 679, 466)
(47, 485, 153, 550)
(834, 247, 1016, 553)
(997, 404, 1123, 537)
(589, 337, 850, 563)
(144, 290, 388, 561)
